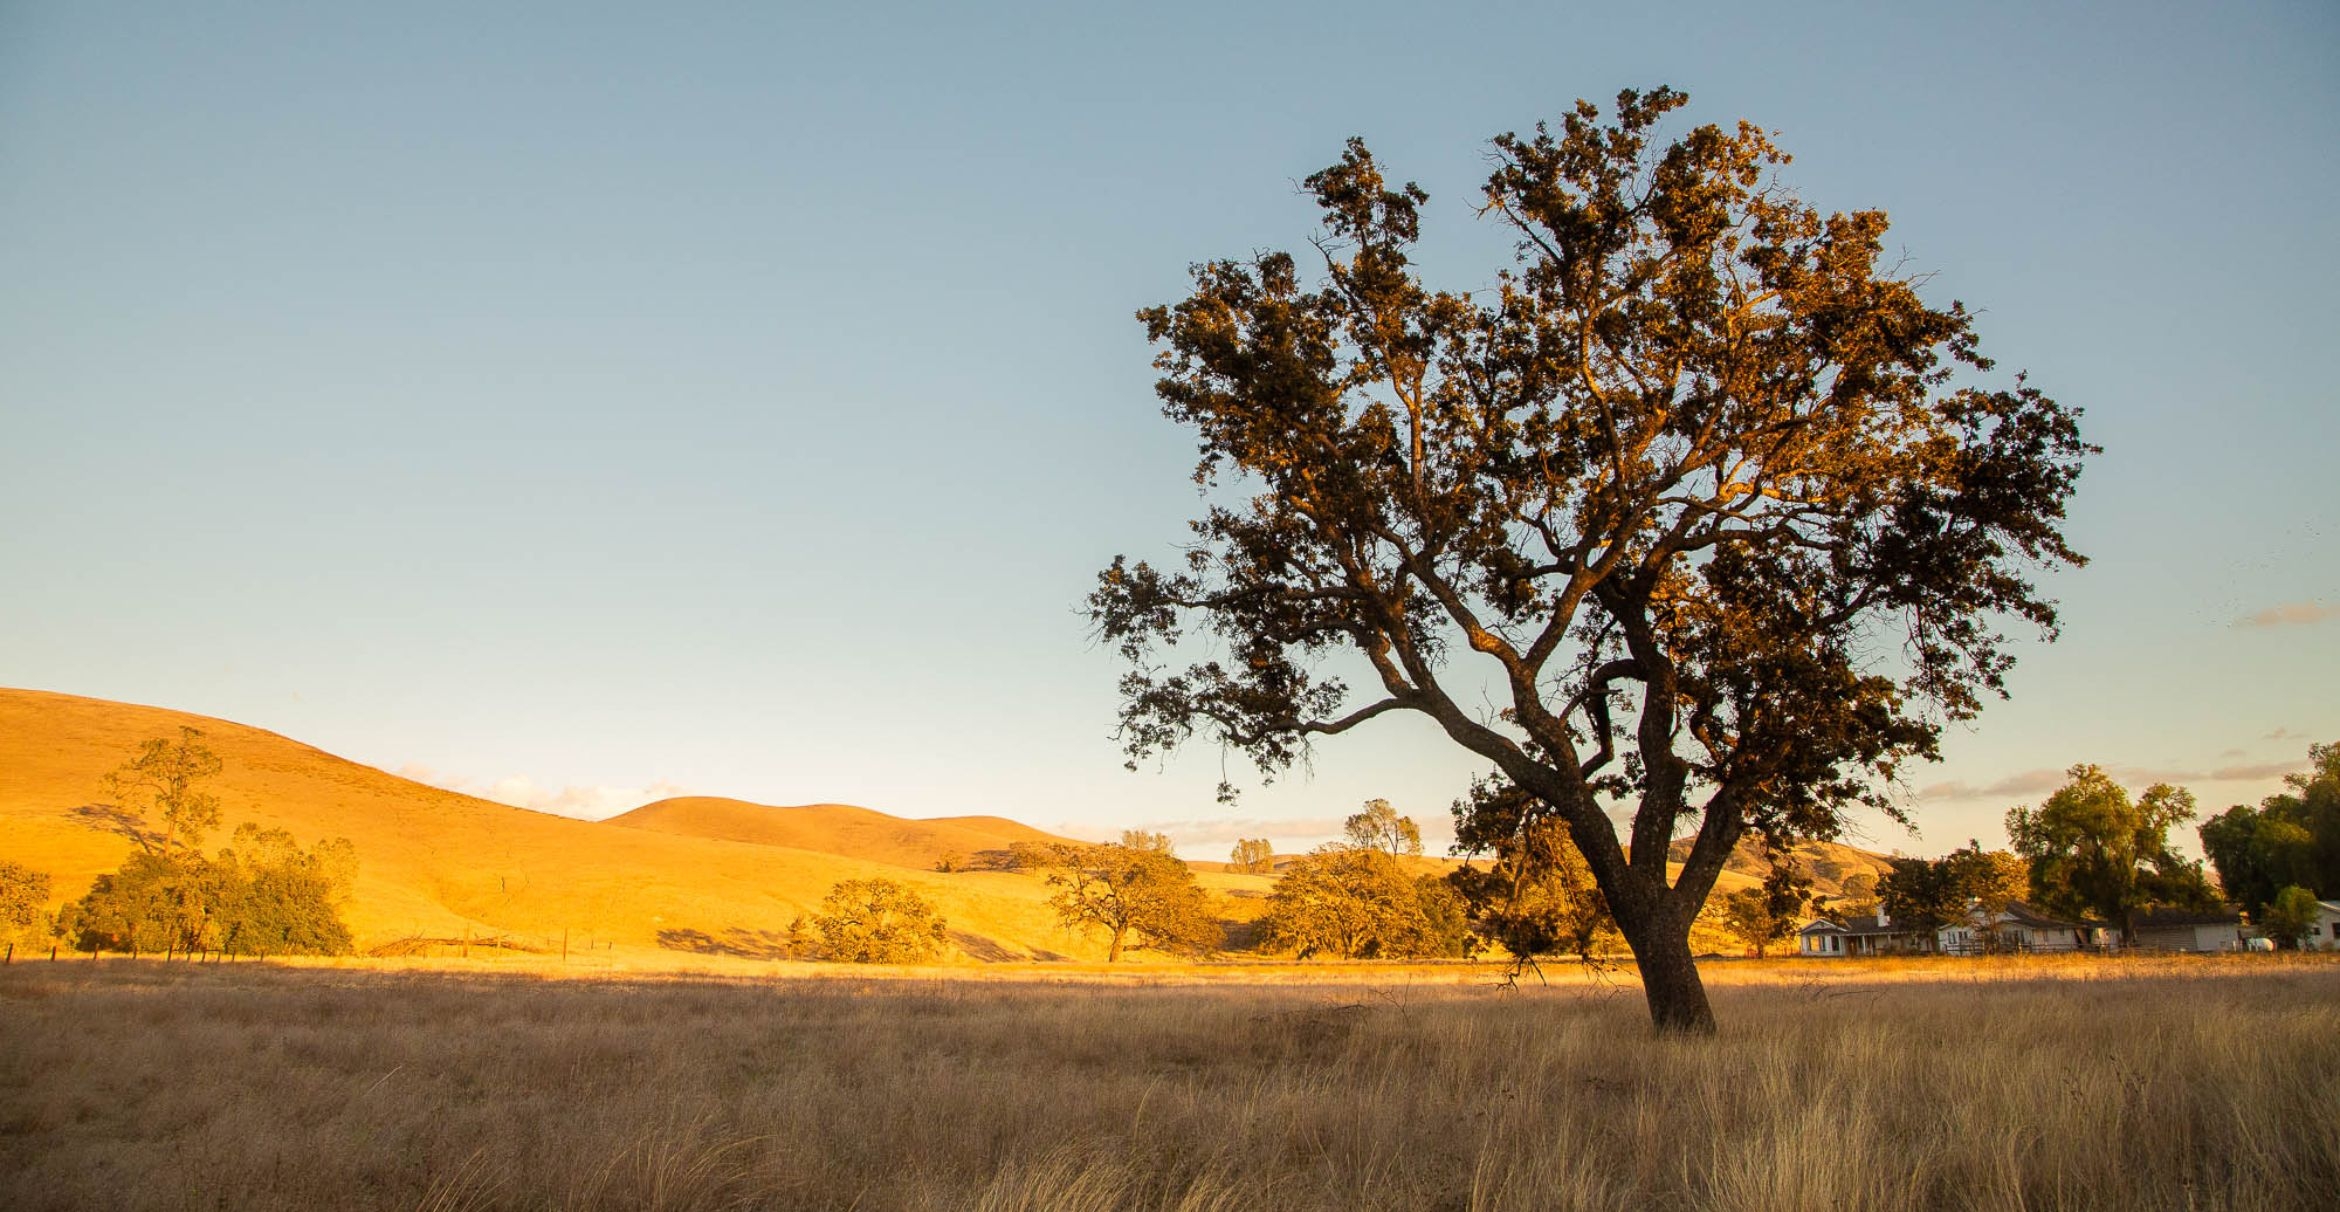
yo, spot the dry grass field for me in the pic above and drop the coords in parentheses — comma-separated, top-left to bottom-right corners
(3, 954, 2335, 1211)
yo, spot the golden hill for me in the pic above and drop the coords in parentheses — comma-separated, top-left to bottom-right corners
(611, 796, 1071, 871)
(0, 689, 1099, 964)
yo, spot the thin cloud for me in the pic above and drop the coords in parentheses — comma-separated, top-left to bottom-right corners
(2235, 601, 2338, 629)
(1091, 814, 1460, 853)
(1915, 768, 2068, 802)
(393, 763, 688, 821)
(1919, 759, 2307, 803)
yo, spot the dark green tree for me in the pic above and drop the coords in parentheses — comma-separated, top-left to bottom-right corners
(2257, 885, 2320, 951)
(214, 824, 357, 956)
(2007, 767, 2219, 943)
(65, 826, 355, 957)
(2199, 741, 2339, 915)
(1091, 88, 2090, 1031)
(1044, 842, 1219, 960)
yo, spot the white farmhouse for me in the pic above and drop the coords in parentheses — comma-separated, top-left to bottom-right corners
(1798, 901, 2096, 957)
(2305, 900, 2340, 952)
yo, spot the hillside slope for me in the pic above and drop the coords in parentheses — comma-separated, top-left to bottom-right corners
(611, 796, 1075, 870)
(1666, 834, 1900, 901)
(0, 689, 1085, 963)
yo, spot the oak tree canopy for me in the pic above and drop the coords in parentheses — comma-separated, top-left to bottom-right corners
(1091, 88, 2091, 1032)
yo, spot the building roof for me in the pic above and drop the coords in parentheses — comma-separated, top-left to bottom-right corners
(1999, 901, 2085, 931)
(2133, 907, 2242, 928)
(1810, 913, 1922, 938)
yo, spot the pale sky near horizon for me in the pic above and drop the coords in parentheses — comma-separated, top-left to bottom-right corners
(3, 3, 2334, 859)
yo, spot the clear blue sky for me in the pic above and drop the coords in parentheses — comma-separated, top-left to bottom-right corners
(3, 2, 2334, 857)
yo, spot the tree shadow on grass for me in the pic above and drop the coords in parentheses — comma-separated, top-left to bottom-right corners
(655, 927, 799, 961)
(68, 803, 160, 851)
(947, 930, 1023, 963)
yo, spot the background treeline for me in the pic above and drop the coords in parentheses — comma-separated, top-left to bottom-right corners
(2200, 742, 2340, 944)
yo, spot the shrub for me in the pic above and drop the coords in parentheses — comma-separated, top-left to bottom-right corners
(811, 879, 948, 963)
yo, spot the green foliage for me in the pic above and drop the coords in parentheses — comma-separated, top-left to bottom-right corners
(0, 860, 53, 950)
(2200, 741, 2340, 915)
(69, 737, 354, 956)
(1719, 861, 1813, 958)
(65, 825, 356, 956)
(1876, 843, 2029, 936)
(1343, 799, 1423, 856)
(1261, 845, 1465, 959)
(1229, 838, 1277, 874)
(101, 726, 225, 852)
(1089, 86, 2091, 1032)
(1447, 776, 1616, 964)
(810, 879, 948, 963)
(2007, 767, 2220, 940)
(2257, 885, 2320, 951)
(1045, 843, 1218, 961)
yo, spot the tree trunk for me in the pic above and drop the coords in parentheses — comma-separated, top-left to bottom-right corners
(1627, 918, 1716, 1035)
(1106, 927, 1126, 962)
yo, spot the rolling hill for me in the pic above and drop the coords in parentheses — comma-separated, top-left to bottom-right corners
(610, 796, 1069, 871)
(0, 689, 1096, 963)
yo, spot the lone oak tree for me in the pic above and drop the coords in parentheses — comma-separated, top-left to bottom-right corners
(1090, 89, 2090, 1033)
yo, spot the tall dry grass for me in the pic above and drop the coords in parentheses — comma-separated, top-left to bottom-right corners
(1, 957, 2334, 1210)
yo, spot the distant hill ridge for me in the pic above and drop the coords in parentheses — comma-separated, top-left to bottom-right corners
(611, 796, 1074, 871)
(1665, 835, 1899, 900)
(0, 688, 1088, 963)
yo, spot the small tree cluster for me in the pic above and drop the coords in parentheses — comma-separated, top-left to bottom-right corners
(1045, 842, 1218, 961)
(809, 878, 948, 963)
(1446, 776, 1616, 967)
(1875, 843, 2028, 940)
(1718, 860, 1813, 959)
(66, 824, 357, 957)
(0, 861, 53, 958)
(1260, 844, 1465, 960)
(1118, 829, 1175, 855)
(1228, 838, 1276, 874)
(66, 733, 355, 957)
